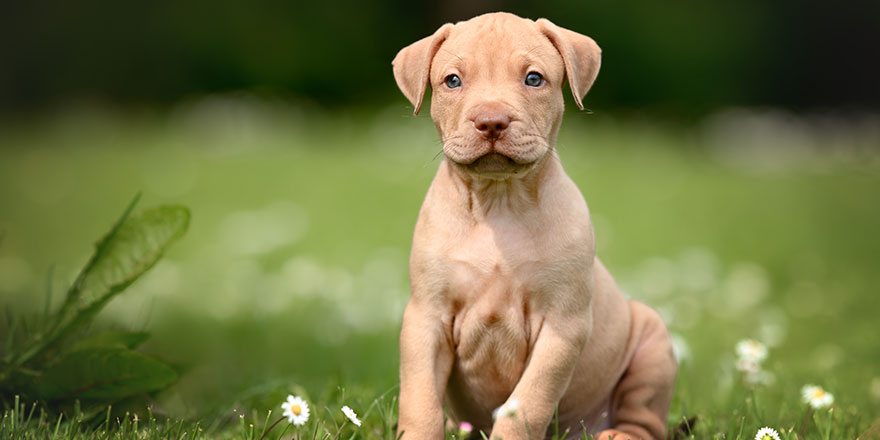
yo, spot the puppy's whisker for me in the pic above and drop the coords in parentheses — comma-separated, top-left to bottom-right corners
(420, 149, 447, 169)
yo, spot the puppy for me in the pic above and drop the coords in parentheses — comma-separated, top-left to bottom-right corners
(392, 12, 677, 440)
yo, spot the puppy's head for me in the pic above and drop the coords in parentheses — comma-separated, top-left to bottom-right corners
(393, 12, 601, 179)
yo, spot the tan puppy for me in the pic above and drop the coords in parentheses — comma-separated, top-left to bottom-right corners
(392, 12, 677, 440)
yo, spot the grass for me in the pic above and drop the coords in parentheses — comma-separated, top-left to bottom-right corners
(0, 388, 869, 439)
(1, 97, 879, 438)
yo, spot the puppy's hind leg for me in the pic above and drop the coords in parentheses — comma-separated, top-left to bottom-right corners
(596, 301, 678, 440)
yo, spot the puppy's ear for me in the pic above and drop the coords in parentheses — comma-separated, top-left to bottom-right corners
(392, 23, 454, 115)
(536, 18, 601, 110)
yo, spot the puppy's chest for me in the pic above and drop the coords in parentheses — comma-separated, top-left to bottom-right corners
(443, 235, 546, 389)
(447, 260, 534, 395)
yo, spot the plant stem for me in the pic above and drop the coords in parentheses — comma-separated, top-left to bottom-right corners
(259, 416, 286, 440)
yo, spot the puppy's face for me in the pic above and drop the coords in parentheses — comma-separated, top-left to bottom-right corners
(429, 17, 566, 178)
(392, 13, 601, 181)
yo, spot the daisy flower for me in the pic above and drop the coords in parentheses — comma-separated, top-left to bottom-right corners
(736, 357, 761, 374)
(755, 426, 781, 440)
(341, 405, 362, 426)
(458, 421, 473, 436)
(281, 395, 310, 425)
(492, 398, 520, 419)
(802, 384, 834, 409)
(743, 369, 776, 387)
(736, 339, 768, 363)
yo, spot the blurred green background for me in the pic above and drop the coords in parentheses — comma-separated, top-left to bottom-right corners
(3, 0, 880, 113)
(1, 0, 879, 427)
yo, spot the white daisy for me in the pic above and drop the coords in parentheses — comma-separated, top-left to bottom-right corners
(736, 339, 768, 363)
(281, 395, 310, 425)
(492, 398, 520, 419)
(802, 384, 834, 409)
(744, 369, 776, 387)
(341, 405, 362, 426)
(736, 357, 761, 374)
(755, 426, 781, 440)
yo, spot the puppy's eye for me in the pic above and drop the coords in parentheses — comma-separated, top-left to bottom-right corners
(445, 74, 462, 89)
(525, 72, 543, 87)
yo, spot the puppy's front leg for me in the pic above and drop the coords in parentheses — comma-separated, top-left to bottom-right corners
(491, 313, 590, 440)
(398, 298, 455, 439)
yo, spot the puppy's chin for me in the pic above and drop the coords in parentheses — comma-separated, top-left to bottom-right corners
(449, 152, 533, 180)
(467, 153, 519, 174)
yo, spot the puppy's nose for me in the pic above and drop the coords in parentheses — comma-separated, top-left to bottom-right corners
(474, 112, 511, 140)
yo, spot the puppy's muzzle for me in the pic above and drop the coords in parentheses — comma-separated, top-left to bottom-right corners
(462, 105, 523, 174)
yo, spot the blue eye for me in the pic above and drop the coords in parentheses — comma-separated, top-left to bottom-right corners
(445, 74, 462, 89)
(525, 72, 543, 87)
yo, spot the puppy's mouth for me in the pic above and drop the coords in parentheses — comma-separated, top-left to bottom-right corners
(443, 134, 548, 178)
(465, 152, 521, 175)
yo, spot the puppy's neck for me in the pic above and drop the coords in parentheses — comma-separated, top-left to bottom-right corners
(442, 153, 561, 220)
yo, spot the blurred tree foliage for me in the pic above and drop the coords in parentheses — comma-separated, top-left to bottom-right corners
(1, 0, 878, 114)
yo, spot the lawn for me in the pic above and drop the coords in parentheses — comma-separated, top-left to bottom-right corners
(1, 97, 879, 438)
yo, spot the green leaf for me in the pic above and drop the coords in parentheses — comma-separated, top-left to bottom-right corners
(12, 201, 190, 368)
(66, 204, 191, 315)
(34, 347, 178, 402)
(68, 331, 150, 351)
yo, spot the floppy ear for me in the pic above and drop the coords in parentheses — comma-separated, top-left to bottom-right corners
(392, 23, 454, 115)
(536, 18, 601, 110)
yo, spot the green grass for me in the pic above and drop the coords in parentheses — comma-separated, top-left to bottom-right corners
(1, 98, 879, 438)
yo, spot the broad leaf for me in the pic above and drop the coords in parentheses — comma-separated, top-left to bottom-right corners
(34, 347, 178, 401)
(10, 200, 189, 369)
(72, 204, 190, 310)
(68, 331, 150, 351)
(44, 204, 189, 356)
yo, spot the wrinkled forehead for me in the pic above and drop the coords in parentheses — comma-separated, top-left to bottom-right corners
(431, 16, 563, 79)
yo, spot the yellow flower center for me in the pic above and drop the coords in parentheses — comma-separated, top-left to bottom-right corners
(291, 404, 302, 415)
(761, 435, 771, 440)
(811, 389, 826, 399)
